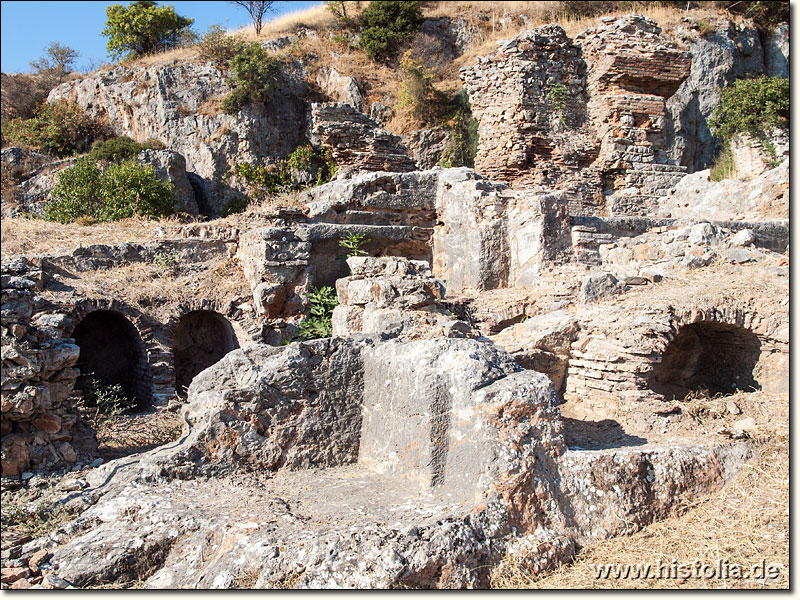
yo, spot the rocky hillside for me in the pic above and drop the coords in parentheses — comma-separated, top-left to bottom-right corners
(0, 0, 789, 591)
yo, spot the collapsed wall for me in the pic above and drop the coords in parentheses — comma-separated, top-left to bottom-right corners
(462, 16, 691, 216)
(1, 257, 96, 476)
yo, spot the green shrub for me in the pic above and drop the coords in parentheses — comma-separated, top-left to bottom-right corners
(2, 99, 108, 157)
(547, 82, 569, 124)
(102, 1, 195, 61)
(46, 158, 174, 223)
(438, 90, 478, 168)
(88, 135, 155, 163)
(359, 1, 422, 63)
(708, 76, 789, 144)
(222, 43, 279, 114)
(198, 24, 244, 70)
(96, 160, 175, 220)
(339, 231, 370, 257)
(231, 144, 336, 202)
(81, 377, 136, 415)
(46, 158, 101, 222)
(285, 144, 336, 186)
(709, 146, 737, 182)
(297, 285, 338, 340)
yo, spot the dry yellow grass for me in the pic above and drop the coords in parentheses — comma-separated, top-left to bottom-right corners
(492, 391, 789, 589)
(1, 216, 170, 257)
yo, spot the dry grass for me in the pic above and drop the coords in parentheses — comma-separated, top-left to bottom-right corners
(492, 391, 789, 589)
(1, 216, 175, 257)
(95, 410, 185, 462)
(235, 3, 337, 40)
(71, 253, 249, 319)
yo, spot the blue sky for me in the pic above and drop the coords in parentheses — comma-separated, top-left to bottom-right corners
(0, 1, 321, 73)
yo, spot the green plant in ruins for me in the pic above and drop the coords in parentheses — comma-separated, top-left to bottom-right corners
(339, 231, 370, 257)
(547, 82, 569, 125)
(297, 285, 338, 340)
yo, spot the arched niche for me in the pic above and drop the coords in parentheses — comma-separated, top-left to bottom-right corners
(72, 309, 152, 409)
(173, 310, 240, 397)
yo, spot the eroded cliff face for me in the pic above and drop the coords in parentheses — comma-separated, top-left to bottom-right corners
(665, 18, 788, 172)
(47, 60, 309, 216)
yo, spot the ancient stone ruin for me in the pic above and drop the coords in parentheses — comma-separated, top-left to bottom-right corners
(0, 10, 789, 590)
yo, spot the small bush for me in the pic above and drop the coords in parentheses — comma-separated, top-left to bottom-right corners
(297, 285, 338, 340)
(708, 76, 789, 144)
(231, 144, 336, 202)
(339, 231, 370, 257)
(709, 146, 737, 182)
(198, 24, 244, 70)
(547, 82, 569, 124)
(88, 135, 155, 163)
(438, 90, 478, 169)
(398, 51, 447, 124)
(2, 99, 108, 157)
(46, 158, 102, 222)
(46, 158, 174, 223)
(81, 377, 136, 415)
(325, 1, 361, 27)
(96, 160, 175, 220)
(222, 43, 279, 114)
(359, 1, 423, 63)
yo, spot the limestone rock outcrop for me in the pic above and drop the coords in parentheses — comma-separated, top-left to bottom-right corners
(307, 103, 417, 177)
(666, 18, 788, 171)
(48, 60, 309, 215)
(659, 159, 788, 221)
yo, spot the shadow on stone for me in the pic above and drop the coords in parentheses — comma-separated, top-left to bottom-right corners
(561, 417, 648, 450)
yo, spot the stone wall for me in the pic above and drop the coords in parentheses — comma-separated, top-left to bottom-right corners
(307, 102, 417, 176)
(433, 169, 572, 293)
(1, 257, 96, 476)
(331, 256, 473, 341)
(462, 17, 692, 217)
(562, 303, 788, 433)
(571, 216, 789, 270)
(460, 25, 598, 201)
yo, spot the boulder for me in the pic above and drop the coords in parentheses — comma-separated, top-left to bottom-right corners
(136, 149, 199, 215)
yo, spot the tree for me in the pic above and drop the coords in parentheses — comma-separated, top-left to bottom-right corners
(30, 42, 79, 86)
(230, 1, 276, 36)
(102, 1, 194, 61)
(358, 1, 423, 63)
(325, 1, 361, 26)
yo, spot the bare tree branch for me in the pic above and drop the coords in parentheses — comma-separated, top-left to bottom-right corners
(230, 1, 276, 36)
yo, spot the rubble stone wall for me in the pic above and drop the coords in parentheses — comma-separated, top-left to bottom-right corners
(1, 257, 96, 476)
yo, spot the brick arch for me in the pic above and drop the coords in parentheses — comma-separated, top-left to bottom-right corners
(652, 305, 787, 353)
(159, 298, 261, 399)
(163, 298, 262, 344)
(646, 304, 788, 400)
(563, 301, 789, 417)
(67, 299, 156, 409)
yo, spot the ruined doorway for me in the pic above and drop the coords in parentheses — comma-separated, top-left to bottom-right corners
(73, 310, 151, 409)
(648, 322, 762, 400)
(173, 310, 239, 397)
